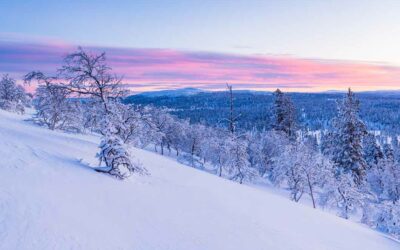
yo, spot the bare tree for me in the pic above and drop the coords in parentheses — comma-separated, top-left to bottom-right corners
(58, 47, 127, 113)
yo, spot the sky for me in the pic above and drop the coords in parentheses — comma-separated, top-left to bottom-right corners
(1, 0, 400, 92)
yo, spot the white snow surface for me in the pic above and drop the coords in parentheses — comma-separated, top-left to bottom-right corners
(0, 109, 398, 250)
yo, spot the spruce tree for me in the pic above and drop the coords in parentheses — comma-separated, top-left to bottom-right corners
(332, 88, 367, 185)
(272, 89, 297, 140)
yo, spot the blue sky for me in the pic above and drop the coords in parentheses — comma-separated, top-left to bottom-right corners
(2, 0, 400, 64)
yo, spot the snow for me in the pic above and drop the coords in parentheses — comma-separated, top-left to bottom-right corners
(0, 109, 399, 250)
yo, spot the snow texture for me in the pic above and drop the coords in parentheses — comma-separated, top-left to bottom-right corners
(0, 109, 398, 250)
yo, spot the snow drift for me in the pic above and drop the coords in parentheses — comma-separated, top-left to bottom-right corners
(0, 109, 398, 250)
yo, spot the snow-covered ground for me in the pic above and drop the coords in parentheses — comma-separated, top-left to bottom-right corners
(0, 109, 399, 250)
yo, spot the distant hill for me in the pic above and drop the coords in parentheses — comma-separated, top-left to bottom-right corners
(136, 87, 207, 97)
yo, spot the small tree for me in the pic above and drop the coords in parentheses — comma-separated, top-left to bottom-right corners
(25, 72, 82, 131)
(0, 74, 27, 113)
(223, 133, 256, 184)
(96, 114, 145, 179)
(321, 171, 369, 219)
(272, 142, 333, 208)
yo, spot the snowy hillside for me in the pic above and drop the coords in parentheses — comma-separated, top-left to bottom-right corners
(0, 109, 398, 250)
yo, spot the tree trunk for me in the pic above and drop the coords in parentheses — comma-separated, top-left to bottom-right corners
(306, 174, 316, 208)
(191, 142, 195, 167)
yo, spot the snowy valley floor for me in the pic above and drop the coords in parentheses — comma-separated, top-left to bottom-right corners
(0, 109, 399, 250)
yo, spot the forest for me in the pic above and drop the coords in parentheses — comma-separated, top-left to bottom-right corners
(126, 90, 400, 134)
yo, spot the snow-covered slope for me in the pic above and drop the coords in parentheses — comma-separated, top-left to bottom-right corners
(0, 110, 398, 250)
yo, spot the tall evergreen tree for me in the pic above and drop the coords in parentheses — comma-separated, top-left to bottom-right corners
(272, 89, 297, 140)
(331, 88, 367, 185)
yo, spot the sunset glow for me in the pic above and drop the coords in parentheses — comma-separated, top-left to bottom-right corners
(1, 40, 399, 93)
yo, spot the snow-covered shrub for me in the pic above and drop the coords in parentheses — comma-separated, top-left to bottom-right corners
(97, 135, 134, 179)
(96, 117, 145, 179)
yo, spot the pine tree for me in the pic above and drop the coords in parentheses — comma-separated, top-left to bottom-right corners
(331, 88, 367, 185)
(272, 89, 297, 140)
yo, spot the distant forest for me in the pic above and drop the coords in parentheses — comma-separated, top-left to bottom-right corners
(125, 91, 400, 135)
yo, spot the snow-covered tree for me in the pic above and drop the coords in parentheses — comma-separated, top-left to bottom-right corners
(373, 201, 400, 236)
(95, 114, 144, 179)
(59, 49, 145, 177)
(218, 85, 256, 183)
(210, 132, 232, 177)
(330, 88, 367, 185)
(363, 133, 384, 168)
(225, 134, 256, 184)
(272, 142, 333, 208)
(380, 146, 400, 204)
(25, 72, 83, 131)
(0, 74, 28, 113)
(146, 108, 175, 155)
(183, 123, 206, 167)
(247, 130, 289, 177)
(272, 89, 297, 140)
(321, 171, 370, 219)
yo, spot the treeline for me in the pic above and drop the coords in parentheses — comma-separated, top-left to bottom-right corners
(0, 48, 399, 238)
(126, 90, 400, 134)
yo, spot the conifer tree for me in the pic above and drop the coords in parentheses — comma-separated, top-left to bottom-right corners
(272, 89, 297, 140)
(331, 88, 367, 185)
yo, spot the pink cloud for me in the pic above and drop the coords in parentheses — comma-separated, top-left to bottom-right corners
(1, 40, 400, 92)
